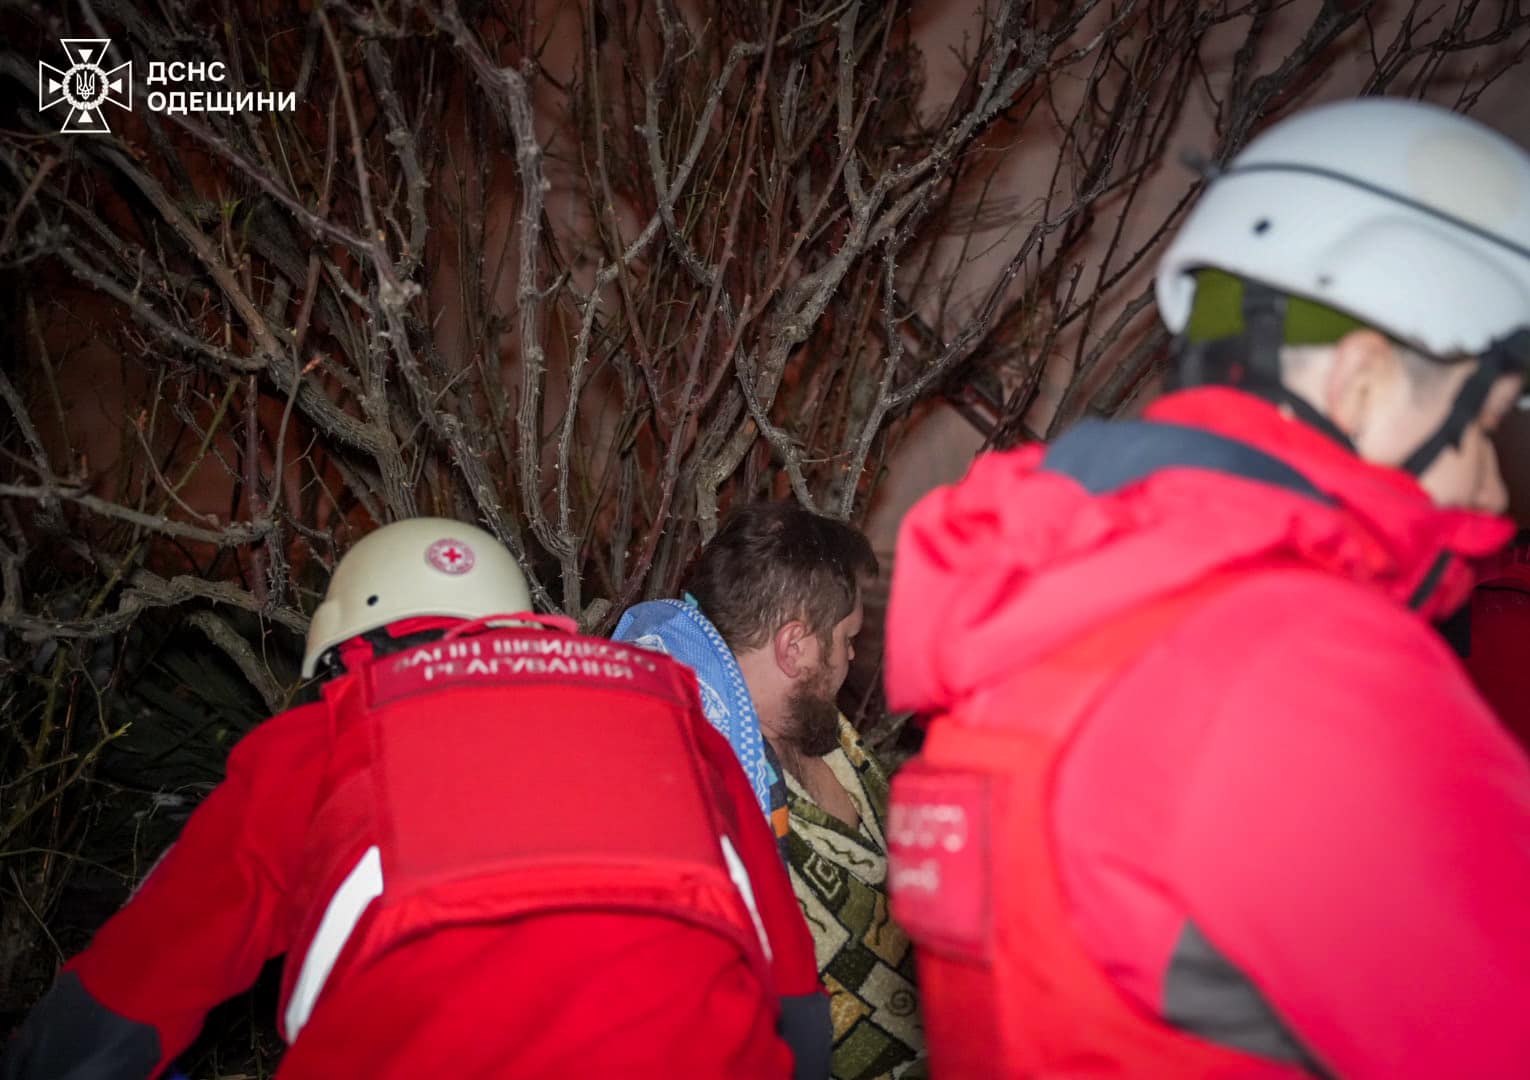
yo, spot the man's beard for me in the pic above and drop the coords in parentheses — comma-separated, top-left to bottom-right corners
(783, 665, 842, 758)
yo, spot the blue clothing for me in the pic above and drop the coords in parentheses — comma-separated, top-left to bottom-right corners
(613, 598, 777, 817)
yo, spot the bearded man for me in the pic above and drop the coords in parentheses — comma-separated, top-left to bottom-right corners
(636, 503, 925, 1080)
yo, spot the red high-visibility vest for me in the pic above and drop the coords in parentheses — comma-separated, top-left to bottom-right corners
(888, 572, 1314, 1079)
(278, 620, 776, 1040)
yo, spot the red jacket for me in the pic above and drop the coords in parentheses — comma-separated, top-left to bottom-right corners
(3, 620, 827, 1080)
(885, 388, 1530, 1079)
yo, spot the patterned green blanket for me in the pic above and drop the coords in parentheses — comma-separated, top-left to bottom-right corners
(771, 719, 927, 1080)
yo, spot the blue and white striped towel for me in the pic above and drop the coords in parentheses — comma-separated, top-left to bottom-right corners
(612, 597, 773, 818)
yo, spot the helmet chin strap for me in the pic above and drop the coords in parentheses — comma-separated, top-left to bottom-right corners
(1174, 281, 1359, 453)
(1179, 283, 1529, 479)
(1398, 331, 1530, 476)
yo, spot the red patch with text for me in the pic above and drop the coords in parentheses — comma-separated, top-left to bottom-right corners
(367, 628, 677, 707)
(886, 767, 992, 963)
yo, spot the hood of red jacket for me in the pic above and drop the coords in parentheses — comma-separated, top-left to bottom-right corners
(885, 388, 1515, 716)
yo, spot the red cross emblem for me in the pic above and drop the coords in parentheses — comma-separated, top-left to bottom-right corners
(426, 537, 476, 575)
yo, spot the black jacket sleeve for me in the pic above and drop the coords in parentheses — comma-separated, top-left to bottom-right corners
(1, 972, 161, 1080)
(779, 990, 833, 1080)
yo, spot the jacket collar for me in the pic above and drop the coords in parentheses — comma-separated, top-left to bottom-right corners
(1072, 388, 1514, 616)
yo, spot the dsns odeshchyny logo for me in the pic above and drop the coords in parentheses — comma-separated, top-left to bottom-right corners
(39, 39, 132, 134)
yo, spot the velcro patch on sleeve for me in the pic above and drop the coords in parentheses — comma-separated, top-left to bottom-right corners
(886, 767, 993, 964)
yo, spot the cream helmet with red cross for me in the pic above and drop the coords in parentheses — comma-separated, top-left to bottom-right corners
(301, 517, 534, 677)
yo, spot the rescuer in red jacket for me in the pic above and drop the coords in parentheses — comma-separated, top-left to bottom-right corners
(2, 518, 830, 1080)
(884, 98, 1530, 1079)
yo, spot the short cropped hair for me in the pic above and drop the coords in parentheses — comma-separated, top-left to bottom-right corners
(1280, 342, 1456, 403)
(683, 503, 878, 653)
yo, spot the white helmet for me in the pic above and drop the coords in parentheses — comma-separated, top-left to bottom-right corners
(1156, 97, 1530, 473)
(1158, 96, 1530, 360)
(302, 517, 533, 677)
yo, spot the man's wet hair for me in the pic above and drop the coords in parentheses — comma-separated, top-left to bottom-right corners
(684, 502, 878, 653)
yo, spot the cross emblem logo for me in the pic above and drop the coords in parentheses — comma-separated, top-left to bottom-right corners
(426, 538, 476, 575)
(39, 39, 132, 134)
